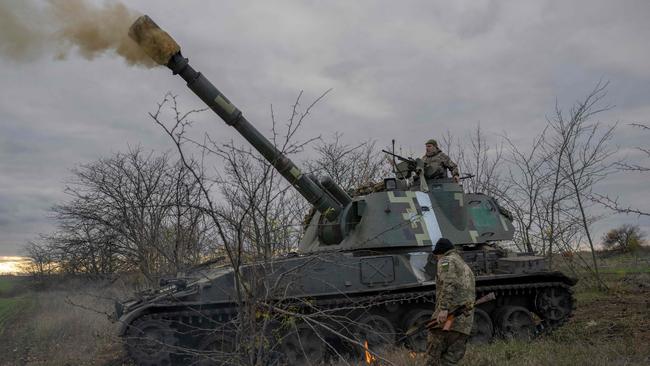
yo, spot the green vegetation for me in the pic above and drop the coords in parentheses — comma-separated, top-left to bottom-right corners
(600, 266, 650, 275)
(0, 276, 31, 335)
(0, 276, 15, 295)
(573, 287, 608, 306)
(0, 275, 29, 297)
(0, 297, 31, 333)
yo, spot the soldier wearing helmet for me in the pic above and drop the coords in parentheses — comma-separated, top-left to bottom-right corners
(422, 139, 460, 182)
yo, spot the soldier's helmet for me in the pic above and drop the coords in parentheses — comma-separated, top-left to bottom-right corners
(433, 237, 454, 254)
(425, 138, 438, 147)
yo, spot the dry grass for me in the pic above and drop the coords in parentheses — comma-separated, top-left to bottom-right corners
(0, 280, 130, 366)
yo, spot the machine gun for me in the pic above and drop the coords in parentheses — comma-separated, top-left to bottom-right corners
(381, 149, 424, 181)
(381, 149, 417, 167)
(383, 150, 477, 183)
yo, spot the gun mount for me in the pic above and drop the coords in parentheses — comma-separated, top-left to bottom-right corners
(117, 15, 577, 366)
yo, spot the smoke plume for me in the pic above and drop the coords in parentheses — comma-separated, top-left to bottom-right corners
(0, 0, 156, 67)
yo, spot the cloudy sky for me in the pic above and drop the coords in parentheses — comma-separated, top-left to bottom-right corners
(1, 0, 649, 256)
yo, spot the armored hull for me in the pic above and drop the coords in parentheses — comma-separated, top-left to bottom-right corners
(117, 248, 575, 365)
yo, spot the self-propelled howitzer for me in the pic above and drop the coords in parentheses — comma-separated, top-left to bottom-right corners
(117, 16, 577, 366)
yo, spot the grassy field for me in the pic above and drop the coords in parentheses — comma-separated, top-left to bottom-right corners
(0, 250, 648, 365)
(0, 276, 19, 297)
(0, 276, 32, 337)
(0, 297, 31, 332)
(459, 274, 649, 365)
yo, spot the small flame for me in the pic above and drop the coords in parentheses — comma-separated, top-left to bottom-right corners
(364, 340, 378, 365)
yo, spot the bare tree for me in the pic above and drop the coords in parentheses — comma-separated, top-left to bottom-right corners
(500, 132, 548, 253)
(460, 124, 506, 197)
(23, 241, 57, 277)
(441, 125, 507, 199)
(616, 123, 650, 173)
(49, 147, 208, 281)
(593, 122, 650, 216)
(305, 132, 391, 191)
(545, 81, 616, 288)
(46, 222, 120, 276)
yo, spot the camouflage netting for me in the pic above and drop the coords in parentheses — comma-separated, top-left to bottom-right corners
(351, 181, 386, 196)
(128, 15, 180, 65)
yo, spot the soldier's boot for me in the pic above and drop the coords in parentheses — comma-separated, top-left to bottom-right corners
(425, 329, 449, 366)
(439, 332, 468, 366)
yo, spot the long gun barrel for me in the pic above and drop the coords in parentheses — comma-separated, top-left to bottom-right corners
(128, 15, 345, 221)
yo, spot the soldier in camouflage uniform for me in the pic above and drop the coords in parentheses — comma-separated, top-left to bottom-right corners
(426, 238, 476, 366)
(422, 139, 460, 182)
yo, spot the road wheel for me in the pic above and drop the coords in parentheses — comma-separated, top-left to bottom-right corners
(125, 318, 177, 366)
(535, 287, 574, 324)
(279, 323, 327, 366)
(196, 330, 237, 366)
(469, 308, 494, 344)
(495, 306, 534, 340)
(403, 309, 433, 352)
(353, 314, 396, 356)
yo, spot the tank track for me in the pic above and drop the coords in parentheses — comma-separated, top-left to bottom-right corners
(125, 281, 575, 365)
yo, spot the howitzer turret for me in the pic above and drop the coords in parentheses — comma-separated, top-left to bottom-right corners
(117, 15, 577, 366)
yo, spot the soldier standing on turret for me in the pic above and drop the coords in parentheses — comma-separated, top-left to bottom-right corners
(422, 139, 460, 182)
(426, 238, 476, 366)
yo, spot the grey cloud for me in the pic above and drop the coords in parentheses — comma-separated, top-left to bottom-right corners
(1, 0, 649, 255)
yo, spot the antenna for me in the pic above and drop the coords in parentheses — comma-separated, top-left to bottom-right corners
(391, 139, 396, 175)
